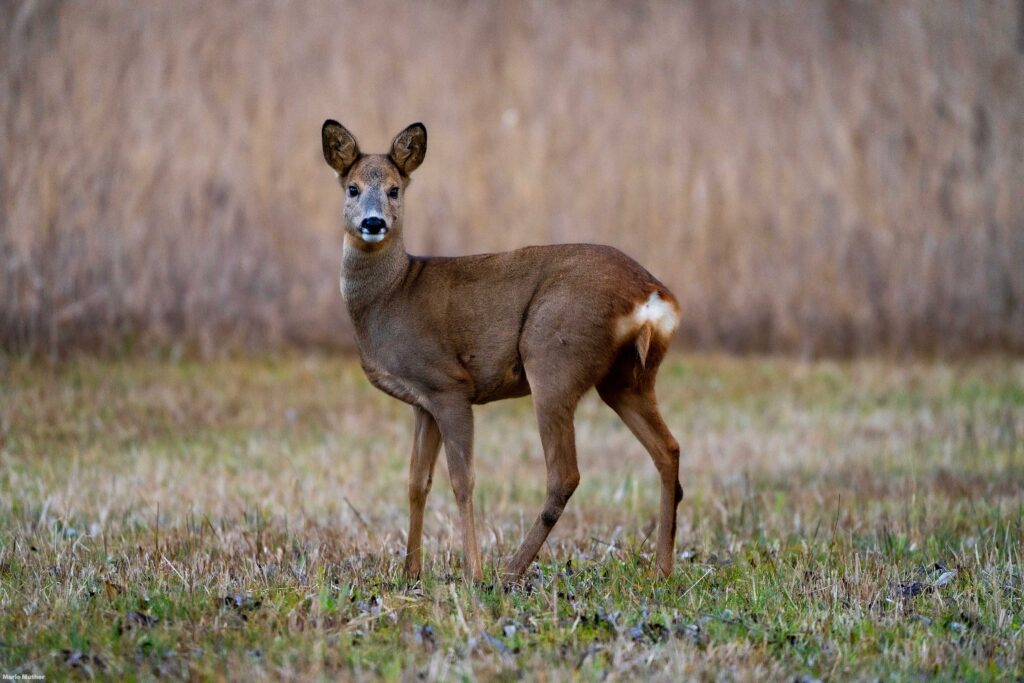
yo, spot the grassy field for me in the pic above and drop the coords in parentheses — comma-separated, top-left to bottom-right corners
(0, 354, 1022, 680)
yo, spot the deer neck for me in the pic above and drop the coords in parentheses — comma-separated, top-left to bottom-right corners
(340, 233, 409, 318)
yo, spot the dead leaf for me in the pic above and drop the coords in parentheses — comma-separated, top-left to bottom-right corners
(127, 610, 158, 626)
(103, 580, 123, 601)
(896, 581, 924, 598)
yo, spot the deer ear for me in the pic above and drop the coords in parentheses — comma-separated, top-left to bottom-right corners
(322, 120, 360, 175)
(389, 122, 427, 176)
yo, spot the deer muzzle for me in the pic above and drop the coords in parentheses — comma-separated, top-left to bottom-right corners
(359, 216, 388, 242)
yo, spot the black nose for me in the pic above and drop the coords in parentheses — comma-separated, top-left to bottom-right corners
(361, 217, 386, 233)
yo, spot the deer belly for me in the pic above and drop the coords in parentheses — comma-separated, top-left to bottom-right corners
(362, 362, 429, 407)
(466, 355, 531, 404)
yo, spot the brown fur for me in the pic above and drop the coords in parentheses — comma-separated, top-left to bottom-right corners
(322, 121, 683, 582)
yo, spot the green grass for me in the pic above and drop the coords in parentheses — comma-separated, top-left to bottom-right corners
(1, 354, 1022, 680)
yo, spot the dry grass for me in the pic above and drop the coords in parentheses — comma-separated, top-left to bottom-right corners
(2, 1, 1024, 357)
(1, 354, 1022, 679)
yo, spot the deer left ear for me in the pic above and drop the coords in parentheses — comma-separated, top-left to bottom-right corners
(322, 120, 361, 176)
(389, 123, 427, 176)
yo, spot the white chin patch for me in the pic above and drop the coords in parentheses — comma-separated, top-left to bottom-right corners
(358, 229, 388, 243)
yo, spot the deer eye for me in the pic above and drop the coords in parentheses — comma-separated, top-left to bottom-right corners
(388, 187, 399, 199)
(347, 185, 359, 197)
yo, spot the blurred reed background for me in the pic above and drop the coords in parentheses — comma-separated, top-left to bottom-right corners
(2, 0, 1023, 358)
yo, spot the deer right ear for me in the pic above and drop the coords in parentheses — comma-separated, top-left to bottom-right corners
(322, 120, 361, 176)
(389, 122, 427, 176)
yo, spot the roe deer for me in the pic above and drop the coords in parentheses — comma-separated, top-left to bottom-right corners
(322, 120, 683, 583)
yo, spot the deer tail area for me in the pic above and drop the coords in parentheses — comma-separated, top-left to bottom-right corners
(635, 322, 653, 367)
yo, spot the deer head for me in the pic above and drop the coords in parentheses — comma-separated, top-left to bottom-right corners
(321, 121, 427, 250)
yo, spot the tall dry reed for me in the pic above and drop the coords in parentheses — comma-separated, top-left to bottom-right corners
(2, 0, 1023, 357)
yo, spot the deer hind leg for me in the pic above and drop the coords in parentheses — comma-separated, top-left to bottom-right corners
(598, 381, 682, 577)
(405, 405, 443, 580)
(505, 374, 584, 582)
(430, 397, 482, 581)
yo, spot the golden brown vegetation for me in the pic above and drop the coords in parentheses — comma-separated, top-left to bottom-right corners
(2, 1, 1023, 356)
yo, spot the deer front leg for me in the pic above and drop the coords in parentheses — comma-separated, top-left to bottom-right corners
(405, 405, 442, 580)
(431, 398, 482, 581)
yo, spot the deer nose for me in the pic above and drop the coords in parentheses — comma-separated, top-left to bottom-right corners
(360, 216, 387, 233)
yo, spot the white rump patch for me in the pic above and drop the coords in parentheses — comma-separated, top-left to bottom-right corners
(615, 291, 680, 342)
